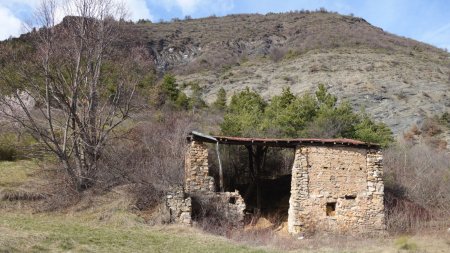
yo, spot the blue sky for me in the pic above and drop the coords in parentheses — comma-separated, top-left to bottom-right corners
(0, 0, 449, 50)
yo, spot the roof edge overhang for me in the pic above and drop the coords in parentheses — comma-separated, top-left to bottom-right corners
(187, 131, 380, 149)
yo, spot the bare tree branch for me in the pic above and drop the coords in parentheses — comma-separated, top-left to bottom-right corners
(0, 0, 136, 191)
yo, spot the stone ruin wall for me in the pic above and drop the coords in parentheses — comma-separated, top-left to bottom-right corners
(288, 146, 385, 236)
(177, 141, 385, 235)
(166, 141, 246, 227)
(166, 186, 192, 225)
(184, 141, 215, 193)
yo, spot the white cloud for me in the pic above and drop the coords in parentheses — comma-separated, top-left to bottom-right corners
(156, 0, 234, 16)
(52, 0, 153, 22)
(0, 0, 154, 40)
(126, 0, 153, 21)
(423, 22, 450, 38)
(56, 0, 152, 21)
(0, 0, 41, 39)
(421, 23, 450, 50)
(55, 0, 153, 22)
(0, 0, 40, 8)
(176, 0, 202, 14)
(0, 5, 23, 40)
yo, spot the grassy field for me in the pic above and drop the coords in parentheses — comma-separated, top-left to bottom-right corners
(1, 211, 449, 253)
(1, 160, 449, 253)
(0, 213, 271, 253)
(0, 161, 271, 253)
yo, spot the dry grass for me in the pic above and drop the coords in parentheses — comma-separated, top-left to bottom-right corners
(229, 227, 450, 252)
(1, 210, 449, 253)
(0, 212, 272, 253)
(0, 160, 270, 253)
(384, 142, 450, 233)
(1, 159, 450, 252)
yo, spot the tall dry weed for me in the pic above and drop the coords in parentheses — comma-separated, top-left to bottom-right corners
(384, 141, 450, 233)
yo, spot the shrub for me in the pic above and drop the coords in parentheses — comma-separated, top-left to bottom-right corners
(421, 118, 442, 136)
(269, 47, 286, 62)
(95, 111, 196, 210)
(188, 82, 207, 111)
(175, 92, 190, 110)
(220, 87, 267, 136)
(221, 84, 393, 146)
(395, 236, 418, 251)
(191, 194, 235, 235)
(439, 112, 450, 127)
(403, 115, 448, 149)
(353, 113, 394, 147)
(161, 74, 180, 102)
(384, 142, 450, 233)
(261, 87, 317, 137)
(0, 141, 17, 161)
(136, 19, 152, 24)
(212, 88, 227, 111)
(0, 131, 40, 161)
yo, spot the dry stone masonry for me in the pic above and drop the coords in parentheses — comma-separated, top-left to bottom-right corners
(288, 146, 385, 236)
(177, 134, 385, 236)
(166, 186, 192, 225)
(184, 141, 215, 193)
(180, 140, 246, 227)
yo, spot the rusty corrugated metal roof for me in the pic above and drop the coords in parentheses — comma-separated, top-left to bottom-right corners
(188, 132, 380, 149)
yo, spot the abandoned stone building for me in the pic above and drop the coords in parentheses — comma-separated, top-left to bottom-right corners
(167, 131, 385, 236)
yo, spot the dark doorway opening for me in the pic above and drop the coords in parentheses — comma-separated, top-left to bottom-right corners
(209, 145, 294, 225)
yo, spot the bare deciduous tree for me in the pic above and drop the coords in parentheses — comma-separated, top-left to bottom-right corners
(0, 0, 142, 191)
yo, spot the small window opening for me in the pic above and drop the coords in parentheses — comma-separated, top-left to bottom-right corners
(326, 202, 336, 216)
(229, 196, 236, 204)
(345, 194, 356, 200)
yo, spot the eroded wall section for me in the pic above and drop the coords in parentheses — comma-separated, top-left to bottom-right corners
(183, 141, 246, 227)
(166, 186, 192, 225)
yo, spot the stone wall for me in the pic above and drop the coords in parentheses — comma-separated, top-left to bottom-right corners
(183, 141, 246, 227)
(185, 141, 215, 193)
(184, 141, 384, 235)
(166, 186, 192, 225)
(217, 191, 246, 227)
(288, 146, 385, 236)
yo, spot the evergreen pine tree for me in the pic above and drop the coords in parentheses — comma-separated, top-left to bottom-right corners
(213, 87, 227, 110)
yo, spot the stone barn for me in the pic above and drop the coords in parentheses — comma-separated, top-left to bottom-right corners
(170, 131, 385, 236)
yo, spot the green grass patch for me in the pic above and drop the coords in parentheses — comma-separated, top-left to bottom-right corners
(395, 236, 418, 251)
(0, 160, 39, 188)
(0, 213, 271, 253)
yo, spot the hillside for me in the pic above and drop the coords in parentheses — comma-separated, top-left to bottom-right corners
(123, 12, 450, 137)
(6, 11, 450, 137)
